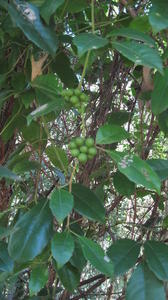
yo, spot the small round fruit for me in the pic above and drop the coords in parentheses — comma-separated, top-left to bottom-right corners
(70, 96, 78, 104)
(71, 149, 80, 157)
(85, 137, 94, 147)
(78, 153, 87, 163)
(75, 137, 84, 146)
(69, 141, 77, 149)
(80, 146, 88, 153)
(66, 89, 73, 97)
(88, 147, 97, 156)
(80, 94, 88, 102)
(74, 89, 81, 96)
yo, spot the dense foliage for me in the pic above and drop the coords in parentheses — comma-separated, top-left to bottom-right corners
(0, 0, 168, 299)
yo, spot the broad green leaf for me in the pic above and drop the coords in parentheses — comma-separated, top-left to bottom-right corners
(72, 184, 105, 223)
(96, 124, 130, 144)
(12, 160, 40, 174)
(112, 41, 163, 73)
(0, 166, 20, 181)
(49, 189, 74, 224)
(108, 28, 155, 46)
(51, 232, 74, 268)
(129, 16, 151, 33)
(21, 89, 35, 109)
(52, 52, 78, 88)
(73, 33, 108, 57)
(126, 262, 165, 300)
(46, 146, 68, 172)
(78, 236, 114, 278)
(40, 0, 64, 24)
(144, 240, 168, 280)
(70, 241, 87, 272)
(6, 1, 59, 55)
(29, 265, 48, 296)
(66, 0, 88, 13)
(58, 263, 80, 292)
(109, 151, 161, 194)
(31, 74, 62, 104)
(113, 172, 135, 196)
(0, 242, 14, 273)
(149, 0, 168, 33)
(22, 121, 47, 149)
(107, 239, 140, 276)
(147, 159, 168, 181)
(0, 90, 14, 110)
(158, 109, 168, 134)
(107, 111, 131, 126)
(151, 69, 168, 115)
(27, 100, 64, 125)
(8, 200, 53, 262)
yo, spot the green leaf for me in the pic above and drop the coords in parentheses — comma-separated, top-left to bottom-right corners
(12, 160, 40, 174)
(8, 200, 53, 262)
(108, 28, 155, 46)
(107, 239, 140, 276)
(96, 124, 130, 144)
(52, 52, 78, 88)
(72, 184, 105, 223)
(46, 146, 68, 172)
(31, 74, 62, 104)
(0, 242, 14, 273)
(107, 111, 131, 126)
(78, 236, 114, 278)
(144, 240, 168, 280)
(70, 241, 87, 272)
(112, 40, 163, 73)
(109, 151, 161, 194)
(151, 69, 168, 115)
(73, 33, 108, 57)
(51, 232, 74, 268)
(126, 262, 165, 300)
(58, 263, 80, 292)
(29, 265, 48, 296)
(147, 159, 168, 181)
(6, 1, 59, 55)
(158, 109, 168, 134)
(27, 100, 64, 125)
(22, 121, 47, 149)
(149, 0, 168, 33)
(40, 0, 64, 24)
(113, 172, 135, 196)
(0, 166, 20, 181)
(49, 189, 74, 224)
(66, 0, 88, 13)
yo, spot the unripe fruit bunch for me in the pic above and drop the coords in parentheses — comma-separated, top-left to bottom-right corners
(69, 137, 97, 163)
(61, 88, 89, 112)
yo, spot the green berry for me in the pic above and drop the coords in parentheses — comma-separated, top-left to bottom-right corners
(75, 137, 84, 146)
(70, 96, 78, 104)
(74, 103, 81, 108)
(69, 141, 77, 149)
(66, 89, 73, 97)
(74, 89, 81, 96)
(85, 138, 94, 147)
(78, 153, 87, 163)
(71, 149, 80, 157)
(80, 94, 88, 102)
(88, 147, 97, 156)
(80, 146, 88, 153)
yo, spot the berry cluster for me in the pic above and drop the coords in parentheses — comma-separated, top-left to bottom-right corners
(69, 137, 97, 163)
(62, 89, 89, 112)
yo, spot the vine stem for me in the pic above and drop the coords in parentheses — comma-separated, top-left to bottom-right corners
(67, 163, 77, 229)
(91, 0, 95, 33)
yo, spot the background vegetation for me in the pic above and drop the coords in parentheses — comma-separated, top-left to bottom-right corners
(0, 0, 168, 299)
